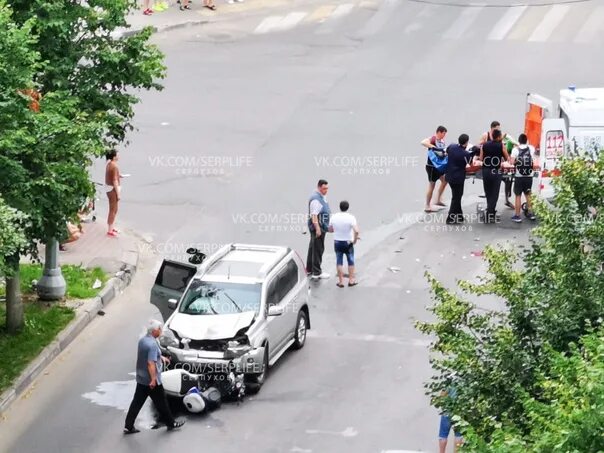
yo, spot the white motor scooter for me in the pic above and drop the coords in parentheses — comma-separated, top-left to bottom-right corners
(161, 368, 245, 414)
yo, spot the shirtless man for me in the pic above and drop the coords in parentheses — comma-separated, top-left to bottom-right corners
(105, 150, 121, 237)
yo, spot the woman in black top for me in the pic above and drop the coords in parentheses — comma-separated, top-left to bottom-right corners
(479, 129, 511, 223)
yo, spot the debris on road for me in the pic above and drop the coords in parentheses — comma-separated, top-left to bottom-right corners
(388, 266, 401, 273)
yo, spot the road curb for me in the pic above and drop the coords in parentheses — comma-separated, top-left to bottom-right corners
(117, 18, 209, 38)
(0, 251, 140, 418)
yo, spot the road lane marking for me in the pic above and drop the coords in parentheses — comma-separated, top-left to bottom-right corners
(307, 331, 430, 347)
(254, 15, 284, 34)
(573, 5, 604, 43)
(315, 3, 355, 34)
(306, 427, 358, 437)
(443, 6, 484, 40)
(357, 0, 400, 38)
(528, 5, 570, 42)
(381, 451, 427, 453)
(272, 11, 308, 31)
(306, 4, 337, 23)
(487, 6, 527, 40)
(380, 450, 427, 453)
(329, 3, 355, 19)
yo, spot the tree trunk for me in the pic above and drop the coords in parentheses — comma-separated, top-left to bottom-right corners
(6, 256, 22, 334)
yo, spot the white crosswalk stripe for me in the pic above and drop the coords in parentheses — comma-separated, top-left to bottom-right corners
(528, 5, 570, 42)
(443, 6, 484, 40)
(574, 5, 604, 44)
(248, 0, 603, 45)
(357, 0, 400, 38)
(254, 16, 284, 34)
(315, 3, 355, 34)
(487, 5, 527, 40)
(329, 2, 355, 20)
(273, 12, 308, 31)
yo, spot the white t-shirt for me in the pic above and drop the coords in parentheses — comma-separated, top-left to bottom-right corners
(329, 212, 357, 242)
(511, 145, 537, 177)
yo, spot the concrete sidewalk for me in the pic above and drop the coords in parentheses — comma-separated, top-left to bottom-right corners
(56, 220, 139, 275)
(119, 0, 291, 37)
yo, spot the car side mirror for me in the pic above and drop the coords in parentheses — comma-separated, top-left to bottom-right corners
(268, 305, 284, 316)
(168, 298, 178, 310)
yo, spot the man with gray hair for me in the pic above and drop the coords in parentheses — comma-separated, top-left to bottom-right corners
(124, 319, 185, 434)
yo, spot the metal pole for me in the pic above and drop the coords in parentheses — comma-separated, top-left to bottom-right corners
(36, 238, 66, 300)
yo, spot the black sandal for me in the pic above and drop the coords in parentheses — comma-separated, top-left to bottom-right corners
(348, 281, 358, 287)
(336, 283, 344, 288)
(204, 4, 216, 10)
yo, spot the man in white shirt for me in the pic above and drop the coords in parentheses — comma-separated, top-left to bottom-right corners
(328, 201, 360, 287)
(510, 133, 538, 222)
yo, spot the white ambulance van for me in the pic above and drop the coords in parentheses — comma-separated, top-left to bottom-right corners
(524, 87, 604, 201)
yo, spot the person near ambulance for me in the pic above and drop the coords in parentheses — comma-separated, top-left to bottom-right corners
(445, 134, 480, 225)
(421, 125, 449, 213)
(479, 121, 517, 209)
(479, 129, 511, 223)
(510, 133, 538, 222)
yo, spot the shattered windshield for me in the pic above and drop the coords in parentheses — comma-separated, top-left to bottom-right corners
(179, 280, 262, 315)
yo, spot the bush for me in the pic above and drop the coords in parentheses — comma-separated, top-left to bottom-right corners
(417, 153, 604, 449)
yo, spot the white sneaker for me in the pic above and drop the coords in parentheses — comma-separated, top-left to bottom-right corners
(318, 272, 330, 279)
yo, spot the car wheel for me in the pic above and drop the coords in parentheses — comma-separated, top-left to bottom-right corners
(245, 347, 268, 394)
(292, 310, 308, 350)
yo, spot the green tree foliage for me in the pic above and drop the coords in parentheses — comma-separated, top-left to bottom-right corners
(0, 197, 27, 275)
(417, 153, 604, 450)
(9, 0, 166, 147)
(0, 0, 165, 331)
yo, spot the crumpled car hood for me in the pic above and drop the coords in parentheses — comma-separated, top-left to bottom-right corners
(168, 311, 255, 340)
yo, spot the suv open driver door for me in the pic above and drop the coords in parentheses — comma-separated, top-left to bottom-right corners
(150, 260, 197, 321)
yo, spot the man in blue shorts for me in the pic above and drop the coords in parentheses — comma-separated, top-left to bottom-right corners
(328, 200, 359, 287)
(438, 388, 463, 452)
(439, 413, 463, 452)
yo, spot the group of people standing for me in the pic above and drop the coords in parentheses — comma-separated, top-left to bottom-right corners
(306, 179, 360, 287)
(422, 122, 538, 224)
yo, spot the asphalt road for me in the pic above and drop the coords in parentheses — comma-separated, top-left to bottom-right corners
(2, 0, 603, 452)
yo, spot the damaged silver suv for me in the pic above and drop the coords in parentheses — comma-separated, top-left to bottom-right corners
(150, 244, 310, 394)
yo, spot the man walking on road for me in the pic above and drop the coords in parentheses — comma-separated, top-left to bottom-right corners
(124, 320, 185, 434)
(307, 179, 331, 280)
(329, 201, 359, 287)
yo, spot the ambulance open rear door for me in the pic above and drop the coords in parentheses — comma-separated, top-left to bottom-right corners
(524, 94, 564, 202)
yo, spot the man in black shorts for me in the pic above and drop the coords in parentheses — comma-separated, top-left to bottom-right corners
(421, 125, 448, 213)
(511, 133, 537, 222)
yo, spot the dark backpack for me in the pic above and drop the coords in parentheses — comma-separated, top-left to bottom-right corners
(515, 146, 533, 176)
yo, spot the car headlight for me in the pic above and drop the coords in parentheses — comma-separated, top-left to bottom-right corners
(159, 328, 179, 348)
